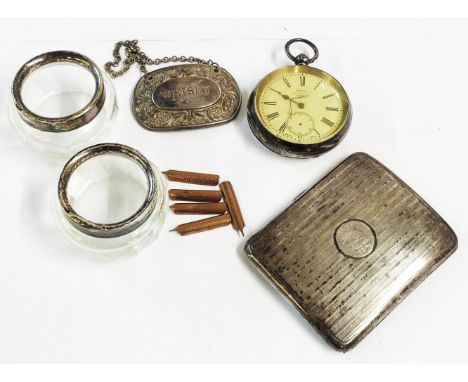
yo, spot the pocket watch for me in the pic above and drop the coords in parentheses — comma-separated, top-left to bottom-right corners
(105, 40, 241, 131)
(247, 38, 352, 158)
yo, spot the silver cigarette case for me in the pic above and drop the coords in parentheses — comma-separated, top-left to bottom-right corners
(245, 152, 457, 351)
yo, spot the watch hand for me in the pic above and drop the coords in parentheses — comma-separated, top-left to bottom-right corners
(269, 88, 290, 100)
(291, 95, 309, 100)
(269, 88, 306, 108)
(290, 98, 305, 109)
(290, 95, 308, 109)
(291, 100, 304, 108)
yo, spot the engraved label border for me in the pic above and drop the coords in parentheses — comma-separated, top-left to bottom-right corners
(133, 64, 241, 130)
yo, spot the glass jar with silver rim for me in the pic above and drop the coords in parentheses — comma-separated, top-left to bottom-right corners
(54, 143, 168, 258)
(9, 51, 118, 161)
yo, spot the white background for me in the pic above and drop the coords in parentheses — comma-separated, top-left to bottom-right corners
(0, 18, 467, 363)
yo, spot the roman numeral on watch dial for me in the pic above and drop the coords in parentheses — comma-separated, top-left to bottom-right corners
(321, 117, 334, 127)
(263, 101, 277, 105)
(326, 107, 339, 112)
(267, 112, 279, 121)
(282, 77, 291, 88)
(323, 94, 334, 99)
(299, 75, 305, 86)
(279, 122, 287, 133)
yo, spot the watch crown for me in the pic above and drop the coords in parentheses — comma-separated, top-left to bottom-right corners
(294, 53, 310, 65)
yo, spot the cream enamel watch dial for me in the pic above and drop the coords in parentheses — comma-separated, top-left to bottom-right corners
(247, 39, 352, 158)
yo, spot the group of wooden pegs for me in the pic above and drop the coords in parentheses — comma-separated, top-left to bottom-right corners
(163, 170, 245, 236)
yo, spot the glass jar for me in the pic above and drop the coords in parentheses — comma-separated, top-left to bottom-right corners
(54, 143, 168, 258)
(9, 51, 117, 162)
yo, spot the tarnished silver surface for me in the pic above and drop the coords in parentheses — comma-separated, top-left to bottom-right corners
(247, 38, 351, 158)
(12, 51, 105, 133)
(285, 38, 319, 65)
(104, 40, 241, 131)
(245, 152, 457, 351)
(58, 143, 157, 238)
(133, 64, 241, 130)
(152, 76, 221, 110)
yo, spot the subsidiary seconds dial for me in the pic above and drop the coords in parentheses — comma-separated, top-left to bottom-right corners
(258, 71, 345, 144)
(247, 38, 352, 158)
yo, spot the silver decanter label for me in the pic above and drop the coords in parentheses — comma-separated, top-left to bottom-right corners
(133, 64, 241, 130)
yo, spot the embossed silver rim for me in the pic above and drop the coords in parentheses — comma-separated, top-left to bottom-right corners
(12, 51, 105, 133)
(58, 143, 157, 238)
